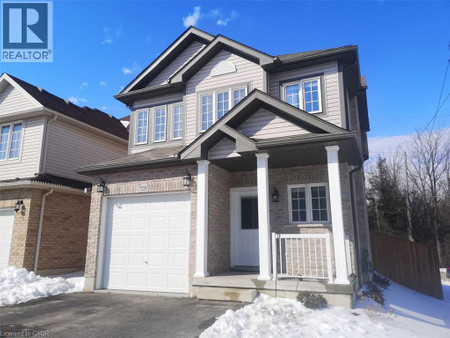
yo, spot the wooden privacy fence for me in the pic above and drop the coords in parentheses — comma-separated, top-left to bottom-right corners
(370, 231, 443, 299)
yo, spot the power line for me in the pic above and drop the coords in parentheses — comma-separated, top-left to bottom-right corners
(425, 58, 450, 130)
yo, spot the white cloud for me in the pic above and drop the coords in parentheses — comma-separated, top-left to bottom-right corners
(122, 62, 140, 75)
(101, 27, 112, 44)
(183, 6, 201, 28)
(208, 9, 220, 18)
(68, 96, 78, 104)
(101, 106, 107, 111)
(67, 96, 87, 104)
(217, 10, 238, 26)
(79, 82, 88, 90)
(99, 81, 106, 86)
(367, 134, 413, 163)
(79, 98, 88, 103)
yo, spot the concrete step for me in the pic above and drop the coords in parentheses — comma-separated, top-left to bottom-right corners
(197, 287, 258, 303)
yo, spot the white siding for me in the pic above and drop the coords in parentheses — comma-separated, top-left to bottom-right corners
(0, 83, 40, 116)
(44, 120, 127, 182)
(268, 62, 342, 127)
(208, 138, 240, 160)
(185, 50, 265, 144)
(0, 117, 45, 180)
(130, 92, 184, 155)
(237, 108, 309, 140)
(147, 41, 205, 88)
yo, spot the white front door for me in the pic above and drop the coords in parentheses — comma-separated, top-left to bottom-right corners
(0, 209, 15, 270)
(232, 188, 259, 267)
(102, 193, 190, 293)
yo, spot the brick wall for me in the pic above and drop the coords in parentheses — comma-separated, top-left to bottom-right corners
(37, 191, 90, 270)
(208, 163, 231, 274)
(84, 165, 198, 284)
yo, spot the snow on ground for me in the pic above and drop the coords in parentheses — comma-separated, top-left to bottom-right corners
(0, 267, 85, 307)
(201, 281, 450, 338)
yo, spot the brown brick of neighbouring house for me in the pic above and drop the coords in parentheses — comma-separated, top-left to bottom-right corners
(83, 165, 198, 290)
(36, 191, 90, 272)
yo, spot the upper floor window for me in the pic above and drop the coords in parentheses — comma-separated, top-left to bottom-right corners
(200, 86, 248, 132)
(136, 110, 148, 144)
(154, 106, 166, 142)
(288, 183, 329, 224)
(172, 104, 183, 140)
(0, 122, 22, 160)
(283, 77, 322, 113)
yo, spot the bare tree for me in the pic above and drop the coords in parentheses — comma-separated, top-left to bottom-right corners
(407, 127, 450, 265)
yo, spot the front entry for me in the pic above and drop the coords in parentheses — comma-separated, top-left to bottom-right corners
(231, 188, 259, 267)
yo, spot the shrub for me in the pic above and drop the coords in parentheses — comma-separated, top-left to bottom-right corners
(373, 271, 391, 289)
(360, 282, 385, 305)
(297, 291, 328, 310)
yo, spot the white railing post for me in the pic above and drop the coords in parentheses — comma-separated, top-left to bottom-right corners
(326, 233, 334, 283)
(271, 233, 277, 280)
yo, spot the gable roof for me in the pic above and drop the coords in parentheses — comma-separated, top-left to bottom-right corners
(180, 89, 349, 160)
(1, 73, 128, 140)
(118, 26, 214, 95)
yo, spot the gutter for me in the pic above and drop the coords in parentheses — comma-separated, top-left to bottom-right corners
(0, 181, 88, 195)
(348, 164, 366, 288)
(33, 189, 54, 272)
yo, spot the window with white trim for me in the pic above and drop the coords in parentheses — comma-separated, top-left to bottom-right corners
(154, 106, 166, 142)
(0, 122, 22, 160)
(136, 110, 148, 144)
(289, 184, 329, 224)
(172, 104, 183, 139)
(200, 86, 248, 132)
(283, 77, 322, 113)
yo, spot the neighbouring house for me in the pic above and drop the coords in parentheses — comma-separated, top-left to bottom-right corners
(78, 27, 371, 308)
(0, 73, 128, 275)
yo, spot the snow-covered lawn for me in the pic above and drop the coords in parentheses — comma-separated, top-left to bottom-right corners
(201, 281, 450, 337)
(0, 267, 85, 307)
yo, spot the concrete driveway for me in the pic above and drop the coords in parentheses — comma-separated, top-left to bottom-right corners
(0, 292, 244, 337)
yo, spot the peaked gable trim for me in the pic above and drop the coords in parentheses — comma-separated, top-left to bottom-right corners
(170, 35, 274, 84)
(0, 73, 44, 110)
(119, 27, 214, 95)
(179, 89, 348, 160)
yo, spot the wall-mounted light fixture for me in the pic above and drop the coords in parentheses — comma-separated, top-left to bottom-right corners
(271, 187, 280, 202)
(14, 199, 23, 212)
(96, 179, 105, 193)
(183, 170, 192, 187)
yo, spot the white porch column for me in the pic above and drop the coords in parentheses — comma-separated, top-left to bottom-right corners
(326, 146, 350, 285)
(194, 160, 210, 278)
(256, 153, 271, 280)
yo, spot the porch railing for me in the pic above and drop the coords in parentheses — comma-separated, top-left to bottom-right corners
(271, 233, 333, 283)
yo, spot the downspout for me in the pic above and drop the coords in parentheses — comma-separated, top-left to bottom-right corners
(38, 114, 58, 173)
(33, 189, 54, 273)
(349, 164, 366, 288)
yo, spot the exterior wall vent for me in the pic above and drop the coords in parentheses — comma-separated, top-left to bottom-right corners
(211, 61, 236, 77)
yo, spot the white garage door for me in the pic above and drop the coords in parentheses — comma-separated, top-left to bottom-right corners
(0, 209, 15, 271)
(103, 193, 191, 293)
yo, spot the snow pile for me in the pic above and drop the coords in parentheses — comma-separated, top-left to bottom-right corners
(201, 294, 385, 338)
(202, 281, 450, 338)
(0, 267, 84, 306)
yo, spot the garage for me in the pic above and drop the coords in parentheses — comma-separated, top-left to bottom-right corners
(0, 209, 15, 270)
(102, 193, 191, 293)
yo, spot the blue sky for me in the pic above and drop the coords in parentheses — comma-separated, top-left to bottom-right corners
(1, 0, 449, 145)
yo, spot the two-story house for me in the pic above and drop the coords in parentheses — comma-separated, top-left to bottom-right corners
(78, 27, 371, 308)
(0, 74, 128, 275)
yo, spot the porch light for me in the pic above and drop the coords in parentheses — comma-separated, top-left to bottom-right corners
(272, 187, 280, 203)
(96, 179, 105, 193)
(14, 199, 23, 212)
(183, 170, 192, 187)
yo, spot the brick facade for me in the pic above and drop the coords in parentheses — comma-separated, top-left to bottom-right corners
(0, 187, 90, 273)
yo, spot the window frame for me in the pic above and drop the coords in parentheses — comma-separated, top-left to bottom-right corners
(153, 105, 167, 143)
(288, 183, 330, 225)
(0, 120, 23, 161)
(282, 75, 324, 114)
(135, 109, 149, 145)
(172, 103, 184, 140)
(198, 84, 248, 133)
